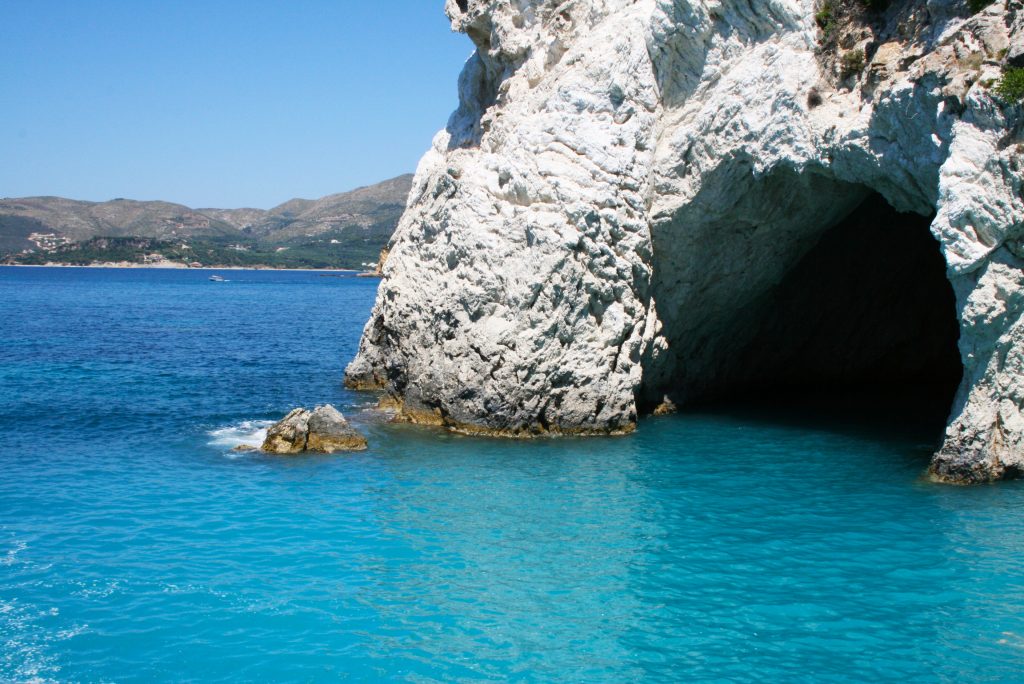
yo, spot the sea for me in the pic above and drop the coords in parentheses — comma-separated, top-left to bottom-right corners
(2, 265, 1024, 682)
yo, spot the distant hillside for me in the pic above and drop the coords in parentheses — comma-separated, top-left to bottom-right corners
(256, 174, 413, 242)
(0, 174, 413, 269)
(0, 199, 237, 254)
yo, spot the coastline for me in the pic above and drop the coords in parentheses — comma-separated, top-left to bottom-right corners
(1, 261, 366, 273)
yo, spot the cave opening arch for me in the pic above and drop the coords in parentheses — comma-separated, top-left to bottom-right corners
(641, 184, 963, 435)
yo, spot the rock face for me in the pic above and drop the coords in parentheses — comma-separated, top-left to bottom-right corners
(346, 0, 1023, 480)
(261, 406, 368, 454)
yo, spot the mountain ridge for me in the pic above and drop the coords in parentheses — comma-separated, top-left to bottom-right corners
(0, 174, 413, 254)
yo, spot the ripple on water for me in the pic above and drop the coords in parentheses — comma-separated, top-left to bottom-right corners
(3, 267, 1024, 682)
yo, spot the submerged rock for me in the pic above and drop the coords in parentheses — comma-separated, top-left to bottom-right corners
(346, 0, 1023, 481)
(261, 405, 367, 454)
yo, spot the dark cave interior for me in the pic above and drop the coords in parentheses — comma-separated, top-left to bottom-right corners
(664, 193, 964, 431)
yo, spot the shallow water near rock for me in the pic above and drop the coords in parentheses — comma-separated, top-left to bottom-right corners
(2, 266, 1024, 682)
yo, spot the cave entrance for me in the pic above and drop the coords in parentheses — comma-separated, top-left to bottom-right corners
(646, 192, 962, 435)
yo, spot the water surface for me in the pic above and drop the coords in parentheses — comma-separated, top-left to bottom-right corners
(2, 266, 1023, 682)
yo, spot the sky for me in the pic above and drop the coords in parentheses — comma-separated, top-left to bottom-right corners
(0, 1, 474, 208)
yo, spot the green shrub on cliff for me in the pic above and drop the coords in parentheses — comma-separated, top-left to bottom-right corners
(815, 2, 833, 30)
(841, 49, 866, 78)
(995, 67, 1024, 104)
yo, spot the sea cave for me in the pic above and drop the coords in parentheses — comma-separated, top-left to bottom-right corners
(643, 185, 963, 433)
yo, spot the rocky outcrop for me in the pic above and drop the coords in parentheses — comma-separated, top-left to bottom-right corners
(261, 405, 367, 454)
(346, 0, 1023, 480)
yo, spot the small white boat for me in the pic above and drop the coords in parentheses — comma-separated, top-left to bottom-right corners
(209, 275, 227, 282)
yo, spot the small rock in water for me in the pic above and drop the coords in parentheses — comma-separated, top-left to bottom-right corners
(306, 404, 369, 452)
(262, 407, 310, 454)
(232, 444, 259, 452)
(261, 405, 367, 454)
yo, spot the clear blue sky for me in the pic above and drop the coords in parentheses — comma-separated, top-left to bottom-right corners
(0, 1, 473, 208)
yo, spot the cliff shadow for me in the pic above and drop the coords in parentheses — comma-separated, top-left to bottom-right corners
(642, 179, 961, 439)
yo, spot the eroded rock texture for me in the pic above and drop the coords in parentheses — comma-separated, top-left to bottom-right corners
(262, 406, 367, 454)
(346, 0, 1023, 481)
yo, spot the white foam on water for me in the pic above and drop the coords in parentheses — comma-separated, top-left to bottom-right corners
(72, 579, 120, 599)
(0, 598, 61, 683)
(56, 624, 88, 640)
(1, 539, 27, 567)
(207, 420, 274, 450)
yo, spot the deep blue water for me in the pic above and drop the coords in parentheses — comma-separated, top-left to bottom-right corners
(2, 266, 1024, 683)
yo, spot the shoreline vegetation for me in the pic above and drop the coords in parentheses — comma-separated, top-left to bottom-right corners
(1, 261, 380, 273)
(1, 234, 389, 271)
(0, 175, 412, 272)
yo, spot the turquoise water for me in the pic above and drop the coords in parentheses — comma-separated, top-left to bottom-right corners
(2, 266, 1024, 682)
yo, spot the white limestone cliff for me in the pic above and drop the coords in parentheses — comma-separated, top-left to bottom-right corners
(347, 0, 1023, 482)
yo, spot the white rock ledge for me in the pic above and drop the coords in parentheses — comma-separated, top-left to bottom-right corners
(346, 0, 1024, 482)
